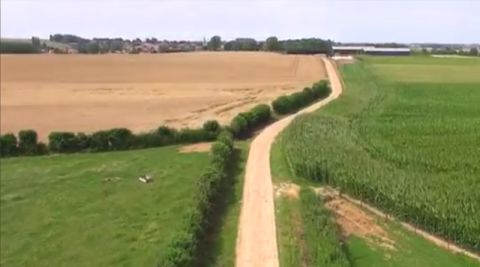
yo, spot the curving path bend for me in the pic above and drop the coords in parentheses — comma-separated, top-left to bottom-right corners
(235, 57, 343, 267)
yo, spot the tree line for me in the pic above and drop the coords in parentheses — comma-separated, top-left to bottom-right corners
(1, 34, 333, 55)
(0, 37, 42, 54)
(208, 35, 333, 54)
(419, 47, 479, 56)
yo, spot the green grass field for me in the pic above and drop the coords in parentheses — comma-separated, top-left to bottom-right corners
(0, 146, 211, 267)
(272, 55, 480, 266)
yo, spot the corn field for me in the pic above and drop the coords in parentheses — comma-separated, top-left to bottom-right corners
(279, 57, 480, 251)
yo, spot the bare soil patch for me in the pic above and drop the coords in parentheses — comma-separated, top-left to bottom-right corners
(178, 142, 212, 153)
(332, 55, 355, 66)
(275, 182, 300, 199)
(316, 187, 396, 250)
(0, 52, 326, 140)
(317, 187, 480, 261)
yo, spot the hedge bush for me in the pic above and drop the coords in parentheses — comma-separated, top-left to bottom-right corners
(36, 125, 218, 154)
(90, 130, 110, 152)
(250, 104, 272, 125)
(107, 128, 134, 150)
(156, 126, 178, 145)
(1, 131, 46, 157)
(230, 104, 272, 138)
(159, 130, 234, 267)
(75, 128, 134, 152)
(272, 80, 331, 114)
(312, 80, 330, 98)
(76, 133, 91, 150)
(48, 132, 79, 153)
(203, 120, 220, 133)
(177, 128, 214, 144)
(18, 129, 38, 155)
(272, 95, 292, 114)
(0, 134, 18, 157)
(217, 130, 234, 149)
(230, 114, 249, 137)
(36, 142, 49, 155)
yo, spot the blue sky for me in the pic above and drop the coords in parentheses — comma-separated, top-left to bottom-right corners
(1, 0, 479, 43)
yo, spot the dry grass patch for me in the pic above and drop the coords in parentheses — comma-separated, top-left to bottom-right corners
(178, 142, 212, 153)
(275, 182, 301, 199)
(316, 187, 396, 251)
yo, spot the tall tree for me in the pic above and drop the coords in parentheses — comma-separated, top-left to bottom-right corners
(265, 36, 280, 51)
(469, 47, 479, 56)
(31, 36, 41, 51)
(86, 42, 100, 54)
(208, 35, 222, 51)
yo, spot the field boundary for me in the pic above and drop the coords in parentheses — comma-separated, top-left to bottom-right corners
(320, 186, 480, 262)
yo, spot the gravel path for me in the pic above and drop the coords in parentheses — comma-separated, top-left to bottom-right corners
(234, 57, 343, 267)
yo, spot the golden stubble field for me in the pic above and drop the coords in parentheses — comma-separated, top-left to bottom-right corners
(0, 52, 326, 140)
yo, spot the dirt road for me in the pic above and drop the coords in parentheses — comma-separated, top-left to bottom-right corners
(235, 57, 343, 267)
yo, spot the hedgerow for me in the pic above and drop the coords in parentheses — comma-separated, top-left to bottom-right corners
(312, 80, 330, 99)
(48, 132, 80, 153)
(18, 130, 38, 155)
(272, 81, 331, 114)
(0, 134, 18, 157)
(158, 130, 234, 267)
(230, 103, 272, 138)
(0, 122, 221, 157)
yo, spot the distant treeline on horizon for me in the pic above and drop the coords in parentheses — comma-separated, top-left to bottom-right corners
(0, 34, 333, 55)
(1, 34, 478, 56)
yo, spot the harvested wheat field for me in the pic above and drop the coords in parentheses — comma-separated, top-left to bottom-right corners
(0, 52, 325, 140)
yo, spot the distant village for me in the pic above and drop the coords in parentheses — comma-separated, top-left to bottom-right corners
(0, 34, 479, 56)
(49, 35, 210, 54)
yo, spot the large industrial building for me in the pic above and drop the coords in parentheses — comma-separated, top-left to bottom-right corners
(333, 46, 411, 56)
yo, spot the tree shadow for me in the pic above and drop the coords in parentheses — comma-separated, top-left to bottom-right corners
(194, 147, 245, 267)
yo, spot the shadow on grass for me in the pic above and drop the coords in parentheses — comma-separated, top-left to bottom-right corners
(235, 117, 280, 141)
(194, 147, 244, 267)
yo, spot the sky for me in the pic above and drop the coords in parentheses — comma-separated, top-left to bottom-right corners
(1, 0, 479, 43)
